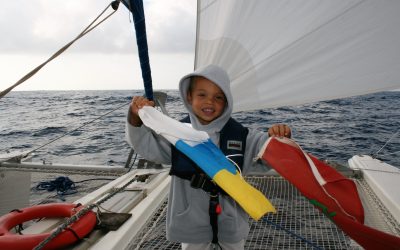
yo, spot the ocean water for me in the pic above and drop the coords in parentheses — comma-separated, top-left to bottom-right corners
(0, 90, 399, 168)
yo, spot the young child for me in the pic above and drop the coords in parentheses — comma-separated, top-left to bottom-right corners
(126, 65, 291, 250)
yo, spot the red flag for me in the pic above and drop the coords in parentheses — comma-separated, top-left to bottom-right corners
(260, 137, 400, 250)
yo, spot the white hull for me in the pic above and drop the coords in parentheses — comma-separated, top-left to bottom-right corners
(349, 155, 400, 225)
(0, 171, 31, 216)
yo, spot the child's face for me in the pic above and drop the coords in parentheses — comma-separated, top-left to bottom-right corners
(187, 77, 226, 125)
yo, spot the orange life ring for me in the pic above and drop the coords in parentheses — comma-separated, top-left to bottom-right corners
(0, 203, 97, 250)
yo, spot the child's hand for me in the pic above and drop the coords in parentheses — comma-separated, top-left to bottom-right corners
(268, 124, 291, 138)
(129, 96, 155, 127)
(130, 96, 155, 115)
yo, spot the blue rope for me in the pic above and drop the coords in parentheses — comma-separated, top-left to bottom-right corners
(262, 216, 324, 250)
(36, 176, 77, 201)
(36, 176, 115, 201)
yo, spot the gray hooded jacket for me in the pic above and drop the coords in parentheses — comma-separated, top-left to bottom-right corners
(126, 65, 269, 244)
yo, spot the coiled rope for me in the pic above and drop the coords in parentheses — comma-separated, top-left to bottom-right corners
(36, 176, 77, 199)
(0, 0, 121, 99)
(36, 176, 116, 201)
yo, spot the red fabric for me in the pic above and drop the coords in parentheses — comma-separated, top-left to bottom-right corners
(261, 137, 400, 250)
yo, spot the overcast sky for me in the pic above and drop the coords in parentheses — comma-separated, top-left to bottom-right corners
(0, 0, 197, 91)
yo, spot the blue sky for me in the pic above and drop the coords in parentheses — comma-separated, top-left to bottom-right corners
(0, 0, 196, 91)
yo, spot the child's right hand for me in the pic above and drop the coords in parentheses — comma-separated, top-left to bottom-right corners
(129, 96, 155, 127)
(130, 96, 155, 115)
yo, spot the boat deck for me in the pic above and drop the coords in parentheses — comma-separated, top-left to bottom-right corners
(127, 175, 400, 250)
(17, 167, 400, 249)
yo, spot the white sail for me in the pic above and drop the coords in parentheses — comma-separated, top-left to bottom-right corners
(195, 0, 400, 112)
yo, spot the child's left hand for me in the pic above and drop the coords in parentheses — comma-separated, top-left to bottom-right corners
(268, 124, 291, 138)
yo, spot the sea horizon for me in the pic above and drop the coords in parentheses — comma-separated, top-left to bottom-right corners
(1, 90, 399, 168)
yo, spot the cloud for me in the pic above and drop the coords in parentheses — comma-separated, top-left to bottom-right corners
(0, 0, 196, 91)
(145, 0, 197, 53)
(0, 0, 196, 54)
(1, 53, 194, 90)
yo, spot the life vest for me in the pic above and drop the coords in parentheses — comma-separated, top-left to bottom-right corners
(170, 116, 248, 244)
(170, 116, 249, 181)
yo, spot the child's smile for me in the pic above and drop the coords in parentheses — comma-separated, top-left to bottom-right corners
(187, 77, 227, 125)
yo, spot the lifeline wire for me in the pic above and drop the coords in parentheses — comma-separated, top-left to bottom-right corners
(373, 129, 399, 157)
(0, 0, 121, 99)
(8, 100, 130, 159)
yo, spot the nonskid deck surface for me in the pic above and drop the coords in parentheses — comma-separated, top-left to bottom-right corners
(128, 176, 400, 250)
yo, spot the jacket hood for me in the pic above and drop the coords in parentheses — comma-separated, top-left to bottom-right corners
(179, 64, 233, 133)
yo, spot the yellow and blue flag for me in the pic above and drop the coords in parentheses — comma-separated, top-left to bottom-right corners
(139, 106, 275, 220)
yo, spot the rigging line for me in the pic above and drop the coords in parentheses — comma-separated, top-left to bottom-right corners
(230, 0, 366, 82)
(17, 100, 131, 158)
(0, 1, 120, 99)
(373, 129, 399, 157)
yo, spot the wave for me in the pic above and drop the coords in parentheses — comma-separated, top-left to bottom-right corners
(1, 90, 399, 167)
